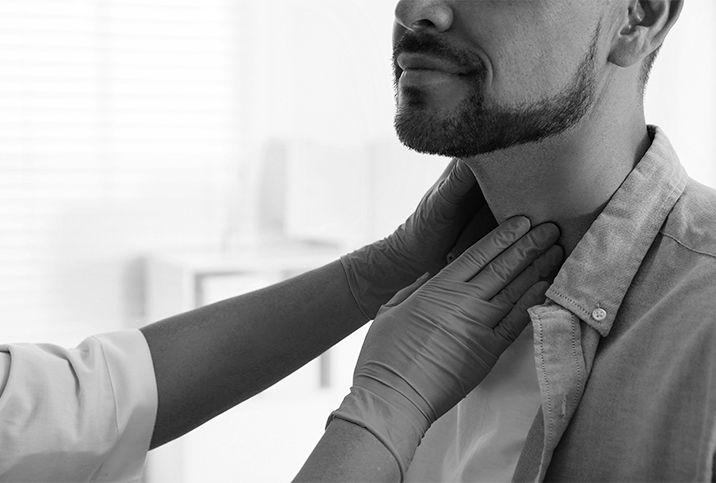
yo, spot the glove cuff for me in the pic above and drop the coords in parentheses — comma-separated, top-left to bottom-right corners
(327, 386, 429, 482)
(339, 255, 373, 321)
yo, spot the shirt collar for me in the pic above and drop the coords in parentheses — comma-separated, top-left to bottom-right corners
(545, 126, 688, 337)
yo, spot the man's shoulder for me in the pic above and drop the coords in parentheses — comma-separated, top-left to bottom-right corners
(660, 177, 716, 260)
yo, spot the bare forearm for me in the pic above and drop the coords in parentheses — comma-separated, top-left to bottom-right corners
(140, 260, 367, 449)
(293, 419, 400, 483)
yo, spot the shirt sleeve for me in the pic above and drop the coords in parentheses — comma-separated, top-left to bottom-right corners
(0, 329, 158, 483)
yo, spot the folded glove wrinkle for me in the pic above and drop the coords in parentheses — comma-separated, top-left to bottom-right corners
(339, 382, 433, 441)
(355, 373, 436, 425)
(329, 387, 425, 481)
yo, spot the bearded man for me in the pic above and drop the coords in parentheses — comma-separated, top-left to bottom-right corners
(297, 1, 716, 482)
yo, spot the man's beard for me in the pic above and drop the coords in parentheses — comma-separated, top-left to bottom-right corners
(393, 29, 599, 158)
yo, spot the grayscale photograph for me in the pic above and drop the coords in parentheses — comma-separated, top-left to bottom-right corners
(1, 1, 715, 482)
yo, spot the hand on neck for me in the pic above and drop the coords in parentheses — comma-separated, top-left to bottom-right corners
(463, 111, 651, 258)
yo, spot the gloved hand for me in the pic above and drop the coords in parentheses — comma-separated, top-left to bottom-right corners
(329, 216, 562, 481)
(340, 159, 496, 320)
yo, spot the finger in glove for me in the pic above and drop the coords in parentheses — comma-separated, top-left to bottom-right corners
(494, 281, 552, 343)
(469, 222, 560, 299)
(440, 216, 532, 282)
(488, 243, 564, 309)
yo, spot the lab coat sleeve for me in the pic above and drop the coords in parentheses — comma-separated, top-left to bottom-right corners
(0, 329, 158, 482)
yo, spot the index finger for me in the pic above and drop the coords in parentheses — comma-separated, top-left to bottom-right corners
(438, 216, 531, 282)
(469, 223, 560, 299)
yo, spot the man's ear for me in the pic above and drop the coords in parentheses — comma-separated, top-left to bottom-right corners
(608, 0, 684, 67)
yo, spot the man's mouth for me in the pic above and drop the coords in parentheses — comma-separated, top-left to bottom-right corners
(396, 53, 472, 76)
(396, 53, 474, 88)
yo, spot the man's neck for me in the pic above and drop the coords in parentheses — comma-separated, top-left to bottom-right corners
(463, 113, 651, 257)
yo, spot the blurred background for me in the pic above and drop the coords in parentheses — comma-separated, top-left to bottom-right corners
(0, 1, 714, 481)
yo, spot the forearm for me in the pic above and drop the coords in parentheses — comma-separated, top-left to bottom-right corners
(293, 418, 400, 483)
(140, 260, 367, 449)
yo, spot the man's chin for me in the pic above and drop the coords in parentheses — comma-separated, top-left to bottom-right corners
(394, 113, 492, 158)
(393, 94, 500, 158)
(394, 105, 588, 158)
(395, 134, 481, 159)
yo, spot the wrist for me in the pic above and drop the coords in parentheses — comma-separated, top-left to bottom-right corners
(329, 385, 430, 481)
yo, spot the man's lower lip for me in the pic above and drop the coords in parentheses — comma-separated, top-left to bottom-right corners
(399, 69, 465, 87)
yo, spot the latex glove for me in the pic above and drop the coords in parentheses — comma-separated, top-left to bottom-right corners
(340, 159, 495, 320)
(329, 216, 563, 480)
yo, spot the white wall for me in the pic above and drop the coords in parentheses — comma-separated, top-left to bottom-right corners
(0, 0, 247, 344)
(244, 0, 447, 247)
(645, 0, 716, 187)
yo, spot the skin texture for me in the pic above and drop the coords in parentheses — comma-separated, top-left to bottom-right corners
(393, 0, 683, 256)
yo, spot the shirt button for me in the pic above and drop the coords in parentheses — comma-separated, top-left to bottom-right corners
(592, 308, 607, 321)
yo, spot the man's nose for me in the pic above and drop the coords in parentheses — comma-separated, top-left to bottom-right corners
(394, 0, 454, 33)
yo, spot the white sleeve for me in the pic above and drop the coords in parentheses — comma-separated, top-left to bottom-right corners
(0, 329, 158, 483)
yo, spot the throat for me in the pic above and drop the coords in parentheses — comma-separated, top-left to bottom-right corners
(464, 131, 643, 258)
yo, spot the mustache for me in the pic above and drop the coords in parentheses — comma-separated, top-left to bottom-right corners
(393, 30, 484, 75)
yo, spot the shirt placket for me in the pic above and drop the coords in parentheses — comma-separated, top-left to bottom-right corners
(529, 303, 588, 481)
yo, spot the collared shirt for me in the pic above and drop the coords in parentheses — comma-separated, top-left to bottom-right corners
(410, 126, 716, 481)
(0, 329, 157, 482)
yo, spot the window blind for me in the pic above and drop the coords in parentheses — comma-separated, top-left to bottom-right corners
(0, 0, 250, 342)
